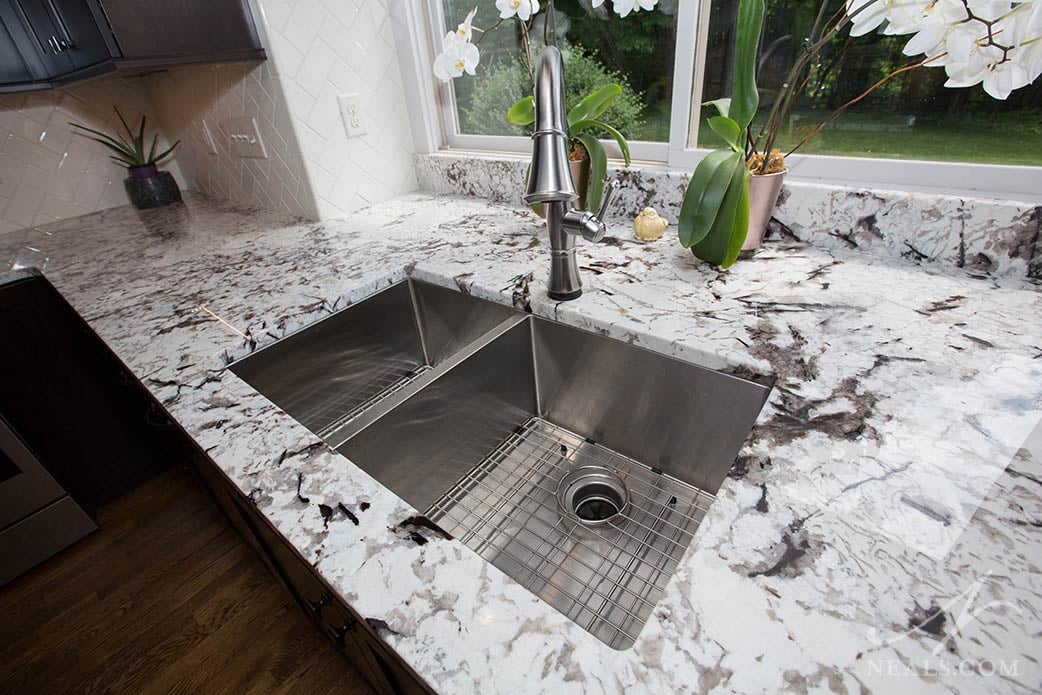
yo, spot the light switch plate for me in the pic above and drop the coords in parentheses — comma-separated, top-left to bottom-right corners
(201, 119, 218, 155)
(338, 93, 367, 138)
(225, 117, 268, 159)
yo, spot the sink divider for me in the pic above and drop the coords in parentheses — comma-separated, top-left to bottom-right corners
(324, 312, 529, 450)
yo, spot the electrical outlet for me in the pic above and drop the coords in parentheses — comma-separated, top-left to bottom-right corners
(201, 119, 218, 155)
(225, 117, 268, 159)
(338, 93, 367, 138)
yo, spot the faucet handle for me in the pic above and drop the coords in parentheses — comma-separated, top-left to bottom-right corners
(595, 177, 622, 223)
(563, 176, 623, 243)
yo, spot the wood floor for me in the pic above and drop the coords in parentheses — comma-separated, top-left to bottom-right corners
(0, 466, 373, 695)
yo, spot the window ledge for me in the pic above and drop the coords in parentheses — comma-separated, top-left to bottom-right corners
(416, 151, 1042, 283)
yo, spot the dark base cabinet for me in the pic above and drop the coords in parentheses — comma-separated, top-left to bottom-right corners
(0, 275, 179, 510)
(0, 273, 184, 584)
(186, 449, 435, 695)
(0, 273, 434, 691)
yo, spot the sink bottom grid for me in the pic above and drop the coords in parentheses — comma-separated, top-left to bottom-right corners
(426, 417, 714, 650)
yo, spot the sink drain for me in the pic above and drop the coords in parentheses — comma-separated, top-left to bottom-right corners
(556, 466, 629, 527)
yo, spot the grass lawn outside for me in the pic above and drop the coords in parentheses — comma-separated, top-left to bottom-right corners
(697, 109, 1042, 166)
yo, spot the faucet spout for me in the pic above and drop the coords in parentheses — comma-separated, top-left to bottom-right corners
(524, 45, 622, 302)
(524, 46, 576, 205)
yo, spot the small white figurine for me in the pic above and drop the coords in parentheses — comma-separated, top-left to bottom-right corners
(633, 207, 668, 241)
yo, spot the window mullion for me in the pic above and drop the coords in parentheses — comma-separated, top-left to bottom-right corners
(667, 0, 705, 167)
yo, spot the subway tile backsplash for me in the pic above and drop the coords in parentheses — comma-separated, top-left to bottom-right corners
(1, 0, 419, 235)
(0, 78, 184, 235)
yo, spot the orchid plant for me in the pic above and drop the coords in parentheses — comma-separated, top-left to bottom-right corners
(679, 0, 1042, 268)
(433, 1, 653, 208)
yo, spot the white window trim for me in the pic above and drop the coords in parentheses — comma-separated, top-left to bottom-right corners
(391, 0, 1042, 203)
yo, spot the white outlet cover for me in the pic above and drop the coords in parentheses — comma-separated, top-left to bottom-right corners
(225, 117, 268, 159)
(201, 119, 218, 155)
(338, 93, 367, 138)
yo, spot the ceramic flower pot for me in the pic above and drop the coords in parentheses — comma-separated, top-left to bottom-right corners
(742, 169, 786, 252)
(531, 155, 590, 217)
(124, 165, 182, 210)
(570, 156, 590, 211)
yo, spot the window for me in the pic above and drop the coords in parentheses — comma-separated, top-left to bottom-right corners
(445, 1, 679, 143)
(400, 0, 1042, 198)
(698, 0, 1042, 167)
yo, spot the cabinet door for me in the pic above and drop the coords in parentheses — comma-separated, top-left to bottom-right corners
(186, 451, 434, 695)
(221, 490, 388, 690)
(0, 7, 35, 83)
(357, 629, 436, 695)
(0, 277, 176, 507)
(98, 0, 260, 61)
(0, 0, 70, 78)
(45, 0, 115, 69)
(5, 0, 112, 77)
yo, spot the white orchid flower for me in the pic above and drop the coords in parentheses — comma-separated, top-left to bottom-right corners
(433, 40, 480, 81)
(605, 0, 659, 17)
(496, 0, 540, 21)
(845, 0, 889, 36)
(447, 7, 478, 45)
(1012, 1, 1042, 86)
(880, 0, 930, 35)
(851, 0, 1041, 99)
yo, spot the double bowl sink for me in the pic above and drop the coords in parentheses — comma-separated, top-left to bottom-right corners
(231, 279, 770, 649)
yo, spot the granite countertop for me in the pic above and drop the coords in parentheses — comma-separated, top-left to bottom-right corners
(5, 192, 1042, 694)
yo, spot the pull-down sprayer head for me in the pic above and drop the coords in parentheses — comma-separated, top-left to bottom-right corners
(523, 46, 576, 205)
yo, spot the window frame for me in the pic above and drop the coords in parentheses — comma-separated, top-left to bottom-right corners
(393, 0, 1042, 202)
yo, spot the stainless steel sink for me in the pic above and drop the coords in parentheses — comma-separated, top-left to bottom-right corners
(230, 280, 516, 444)
(232, 280, 771, 650)
(339, 315, 769, 649)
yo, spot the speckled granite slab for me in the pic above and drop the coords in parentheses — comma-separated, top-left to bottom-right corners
(5, 193, 1042, 694)
(416, 152, 1042, 284)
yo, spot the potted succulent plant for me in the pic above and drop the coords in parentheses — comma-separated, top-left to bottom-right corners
(680, 0, 1042, 268)
(70, 109, 181, 210)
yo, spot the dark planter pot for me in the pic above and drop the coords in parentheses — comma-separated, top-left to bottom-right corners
(124, 167, 182, 210)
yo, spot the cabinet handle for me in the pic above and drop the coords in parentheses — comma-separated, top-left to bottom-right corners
(306, 591, 330, 617)
(144, 403, 174, 429)
(44, 0, 76, 50)
(47, 36, 61, 54)
(330, 616, 355, 645)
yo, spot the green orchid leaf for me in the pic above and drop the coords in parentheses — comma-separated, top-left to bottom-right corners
(704, 98, 732, 118)
(728, 0, 765, 131)
(506, 96, 535, 126)
(570, 119, 631, 166)
(575, 134, 607, 212)
(677, 150, 742, 248)
(692, 164, 750, 267)
(707, 116, 743, 152)
(567, 84, 622, 130)
(147, 134, 158, 163)
(723, 171, 751, 267)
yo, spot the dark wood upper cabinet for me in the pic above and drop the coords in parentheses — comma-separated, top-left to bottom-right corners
(0, 10, 37, 83)
(101, 0, 261, 65)
(0, 0, 264, 92)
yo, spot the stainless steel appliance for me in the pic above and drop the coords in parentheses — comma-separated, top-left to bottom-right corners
(0, 414, 95, 586)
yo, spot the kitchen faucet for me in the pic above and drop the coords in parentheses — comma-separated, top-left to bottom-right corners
(523, 44, 621, 301)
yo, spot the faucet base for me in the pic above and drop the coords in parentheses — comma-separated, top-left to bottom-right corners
(548, 288, 582, 301)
